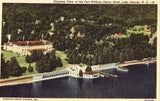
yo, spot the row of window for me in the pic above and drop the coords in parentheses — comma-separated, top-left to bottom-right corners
(13, 45, 52, 49)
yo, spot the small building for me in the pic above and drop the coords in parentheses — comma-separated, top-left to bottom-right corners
(68, 65, 100, 78)
(83, 70, 100, 78)
(114, 33, 122, 39)
(69, 66, 81, 77)
(3, 40, 53, 56)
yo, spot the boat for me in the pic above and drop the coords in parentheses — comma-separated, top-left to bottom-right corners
(117, 66, 129, 72)
(101, 74, 105, 77)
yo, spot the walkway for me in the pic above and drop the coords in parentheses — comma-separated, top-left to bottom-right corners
(33, 70, 69, 81)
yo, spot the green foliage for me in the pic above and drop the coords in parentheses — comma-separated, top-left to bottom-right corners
(1, 50, 37, 76)
(28, 64, 33, 72)
(56, 57, 63, 67)
(36, 50, 63, 73)
(119, 52, 125, 63)
(67, 33, 156, 65)
(7, 57, 23, 77)
(85, 66, 92, 72)
(92, 55, 98, 65)
(25, 55, 31, 63)
(21, 66, 27, 73)
(26, 50, 44, 63)
(1, 54, 10, 79)
(2, 4, 157, 68)
(79, 70, 83, 77)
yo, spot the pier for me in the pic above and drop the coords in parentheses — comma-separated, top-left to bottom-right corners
(118, 58, 156, 67)
(100, 72, 118, 78)
(33, 64, 119, 81)
(33, 70, 69, 81)
(1, 59, 156, 86)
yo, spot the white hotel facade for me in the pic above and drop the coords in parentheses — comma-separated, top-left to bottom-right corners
(3, 40, 53, 56)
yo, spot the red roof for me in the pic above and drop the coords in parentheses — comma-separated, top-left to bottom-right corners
(4, 42, 13, 46)
(146, 30, 151, 32)
(4, 40, 52, 46)
(83, 70, 100, 75)
(114, 33, 122, 39)
(118, 33, 122, 36)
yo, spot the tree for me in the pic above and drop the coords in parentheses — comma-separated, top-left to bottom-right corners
(113, 49, 119, 62)
(8, 57, 23, 77)
(85, 65, 92, 72)
(75, 54, 81, 64)
(98, 53, 103, 64)
(21, 66, 27, 73)
(87, 56, 92, 66)
(79, 70, 83, 77)
(36, 60, 44, 73)
(30, 50, 38, 62)
(55, 57, 63, 67)
(92, 55, 98, 65)
(2, 35, 8, 45)
(81, 54, 87, 64)
(119, 52, 125, 63)
(107, 48, 113, 63)
(36, 50, 63, 73)
(1, 54, 10, 79)
(25, 55, 31, 63)
(102, 47, 108, 63)
(28, 64, 33, 72)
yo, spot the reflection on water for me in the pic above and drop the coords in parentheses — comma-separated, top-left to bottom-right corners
(0, 63, 156, 98)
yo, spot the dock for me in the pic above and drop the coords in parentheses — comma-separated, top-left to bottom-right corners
(100, 72, 118, 78)
(118, 58, 156, 67)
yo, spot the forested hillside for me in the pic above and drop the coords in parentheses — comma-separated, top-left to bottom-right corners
(2, 4, 157, 65)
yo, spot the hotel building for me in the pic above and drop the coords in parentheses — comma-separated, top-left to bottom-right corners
(3, 40, 53, 56)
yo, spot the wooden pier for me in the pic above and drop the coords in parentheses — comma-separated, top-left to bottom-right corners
(118, 58, 156, 67)
(100, 72, 118, 78)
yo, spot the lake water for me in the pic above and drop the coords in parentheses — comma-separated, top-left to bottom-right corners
(0, 63, 156, 98)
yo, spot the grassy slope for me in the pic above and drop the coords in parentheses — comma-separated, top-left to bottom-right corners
(55, 50, 68, 70)
(55, 50, 87, 70)
(1, 49, 86, 77)
(1, 50, 69, 75)
(1, 50, 38, 76)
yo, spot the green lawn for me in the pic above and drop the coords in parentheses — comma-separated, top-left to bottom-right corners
(1, 50, 86, 76)
(56, 50, 67, 59)
(55, 50, 68, 70)
(1, 50, 38, 76)
(118, 34, 130, 39)
(1, 50, 69, 75)
(55, 50, 87, 70)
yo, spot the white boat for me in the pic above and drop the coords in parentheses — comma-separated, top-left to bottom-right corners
(101, 74, 105, 77)
(117, 66, 129, 72)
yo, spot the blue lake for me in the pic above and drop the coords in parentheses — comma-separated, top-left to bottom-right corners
(0, 63, 156, 98)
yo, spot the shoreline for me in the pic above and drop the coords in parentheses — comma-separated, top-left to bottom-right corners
(0, 75, 33, 87)
(0, 58, 156, 87)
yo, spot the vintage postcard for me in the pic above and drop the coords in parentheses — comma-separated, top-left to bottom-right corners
(0, 0, 159, 101)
